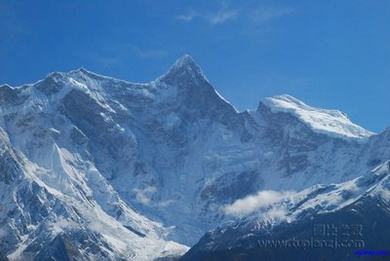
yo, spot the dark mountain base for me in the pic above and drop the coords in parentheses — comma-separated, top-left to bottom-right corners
(182, 198, 390, 261)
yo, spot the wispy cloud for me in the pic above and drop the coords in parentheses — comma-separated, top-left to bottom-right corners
(223, 190, 295, 217)
(176, 8, 239, 25)
(176, 10, 198, 22)
(133, 186, 157, 206)
(92, 55, 122, 68)
(132, 46, 168, 59)
(208, 9, 239, 25)
(250, 6, 294, 24)
(84, 43, 168, 69)
(176, 4, 293, 27)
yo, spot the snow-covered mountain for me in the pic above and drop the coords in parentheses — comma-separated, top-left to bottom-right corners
(0, 75, 188, 259)
(183, 161, 390, 260)
(0, 55, 388, 260)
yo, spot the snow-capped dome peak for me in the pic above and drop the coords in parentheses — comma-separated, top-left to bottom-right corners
(261, 94, 374, 140)
(67, 67, 103, 79)
(0, 83, 12, 89)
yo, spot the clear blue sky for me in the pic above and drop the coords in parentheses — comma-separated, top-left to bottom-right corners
(1, 0, 389, 132)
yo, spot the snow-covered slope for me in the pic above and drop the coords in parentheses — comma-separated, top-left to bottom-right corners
(0, 54, 388, 260)
(229, 160, 390, 225)
(262, 94, 374, 140)
(0, 120, 187, 260)
(183, 161, 390, 260)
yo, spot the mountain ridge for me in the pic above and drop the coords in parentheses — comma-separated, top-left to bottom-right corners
(1, 55, 379, 139)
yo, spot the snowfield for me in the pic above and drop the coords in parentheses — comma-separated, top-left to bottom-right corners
(262, 94, 374, 140)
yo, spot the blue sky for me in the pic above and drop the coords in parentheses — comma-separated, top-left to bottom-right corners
(1, 0, 389, 132)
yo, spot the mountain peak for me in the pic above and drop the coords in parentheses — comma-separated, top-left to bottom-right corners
(173, 54, 198, 68)
(67, 67, 103, 79)
(261, 94, 374, 140)
(159, 54, 207, 83)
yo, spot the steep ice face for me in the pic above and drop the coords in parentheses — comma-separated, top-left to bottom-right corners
(156, 55, 240, 127)
(261, 94, 374, 140)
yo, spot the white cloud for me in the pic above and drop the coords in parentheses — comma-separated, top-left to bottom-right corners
(176, 8, 239, 25)
(133, 47, 168, 59)
(157, 199, 176, 207)
(250, 7, 294, 24)
(133, 186, 157, 205)
(176, 10, 198, 22)
(85, 43, 168, 68)
(223, 190, 295, 217)
(176, 5, 292, 27)
(264, 207, 289, 220)
(207, 9, 239, 25)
